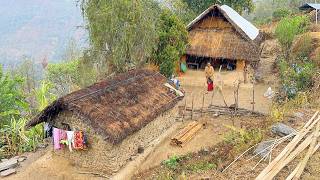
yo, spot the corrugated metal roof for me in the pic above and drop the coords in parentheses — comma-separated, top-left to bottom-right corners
(220, 5, 259, 40)
(300, 3, 320, 10)
(187, 5, 259, 41)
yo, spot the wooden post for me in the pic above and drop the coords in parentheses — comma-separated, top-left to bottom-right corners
(210, 89, 214, 106)
(201, 92, 205, 117)
(183, 93, 187, 121)
(252, 79, 255, 112)
(191, 94, 194, 120)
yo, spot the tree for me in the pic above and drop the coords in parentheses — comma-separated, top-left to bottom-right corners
(0, 65, 28, 126)
(182, 0, 255, 15)
(153, 9, 188, 77)
(81, 0, 160, 73)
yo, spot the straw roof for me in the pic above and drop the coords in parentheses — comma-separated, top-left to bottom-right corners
(26, 69, 182, 144)
(186, 4, 261, 61)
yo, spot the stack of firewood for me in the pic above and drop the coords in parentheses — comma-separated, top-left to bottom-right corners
(256, 111, 320, 180)
(171, 121, 202, 147)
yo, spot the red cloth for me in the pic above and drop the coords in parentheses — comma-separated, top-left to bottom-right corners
(74, 131, 84, 150)
(207, 82, 214, 91)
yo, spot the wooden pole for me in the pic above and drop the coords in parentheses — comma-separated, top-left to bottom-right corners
(210, 89, 214, 106)
(201, 93, 205, 117)
(183, 93, 187, 121)
(252, 78, 255, 112)
(191, 94, 194, 120)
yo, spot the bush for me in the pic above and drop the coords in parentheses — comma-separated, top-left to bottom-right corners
(224, 125, 263, 153)
(275, 16, 310, 53)
(272, 8, 292, 20)
(163, 155, 181, 170)
(278, 59, 315, 99)
(153, 9, 188, 77)
(291, 34, 313, 60)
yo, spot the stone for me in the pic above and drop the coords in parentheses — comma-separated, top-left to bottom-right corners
(18, 156, 26, 162)
(294, 112, 304, 119)
(137, 146, 144, 154)
(271, 123, 296, 137)
(0, 168, 16, 177)
(254, 141, 274, 158)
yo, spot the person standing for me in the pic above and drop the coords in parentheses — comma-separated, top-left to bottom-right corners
(205, 62, 214, 91)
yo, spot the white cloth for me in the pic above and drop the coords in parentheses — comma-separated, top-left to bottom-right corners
(264, 87, 274, 99)
(66, 131, 74, 152)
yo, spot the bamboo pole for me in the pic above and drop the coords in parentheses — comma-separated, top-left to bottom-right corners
(256, 113, 320, 179)
(292, 121, 320, 179)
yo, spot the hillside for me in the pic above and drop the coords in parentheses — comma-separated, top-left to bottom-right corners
(0, 0, 86, 66)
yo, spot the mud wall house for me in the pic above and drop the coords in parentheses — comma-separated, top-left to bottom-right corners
(26, 69, 183, 176)
(183, 4, 261, 76)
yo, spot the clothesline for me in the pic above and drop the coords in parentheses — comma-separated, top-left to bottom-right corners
(44, 123, 88, 152)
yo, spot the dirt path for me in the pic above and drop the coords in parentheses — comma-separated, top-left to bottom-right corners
(136, 116, 246, 174)
(4, 147, 102, 180)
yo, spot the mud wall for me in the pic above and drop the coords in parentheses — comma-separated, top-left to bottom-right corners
(51, 105, 179, 176)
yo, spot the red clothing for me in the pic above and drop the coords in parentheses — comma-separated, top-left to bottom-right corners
(207, 82, 214, 91)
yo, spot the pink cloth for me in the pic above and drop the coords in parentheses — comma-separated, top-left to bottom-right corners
(53, 128, 61, 150)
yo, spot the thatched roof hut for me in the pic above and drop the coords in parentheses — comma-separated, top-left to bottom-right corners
(184, 4, 261, 70)
(26, 69, 182, 144)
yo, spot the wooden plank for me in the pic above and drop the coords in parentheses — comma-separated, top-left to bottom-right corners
(256, 113, 320, 179)
(172, 121, 198, 140)
(0, 158, 18, 172)
(0, 168, 16, 177)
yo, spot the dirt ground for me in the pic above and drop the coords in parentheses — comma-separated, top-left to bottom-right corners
(179, 70, 274, 113)
(5, 69, 274, 180)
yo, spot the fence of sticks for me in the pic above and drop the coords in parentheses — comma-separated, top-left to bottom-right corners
(179, 80, 265, 120)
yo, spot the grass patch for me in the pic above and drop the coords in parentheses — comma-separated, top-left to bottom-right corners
(186, 161, 216, 172)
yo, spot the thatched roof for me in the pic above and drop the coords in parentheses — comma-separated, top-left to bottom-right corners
(26, 69, 182, 144)
(186, 4, 261, 61)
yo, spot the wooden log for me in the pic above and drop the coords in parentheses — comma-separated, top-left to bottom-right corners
(0, 168, 16, 177)
(256, 113, 320, 179)
(0, 159, 18, 172)
(180, 124, 202, 146)
(172, 121, 198, 141)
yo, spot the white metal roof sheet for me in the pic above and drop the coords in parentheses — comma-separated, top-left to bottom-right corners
(220, 5, 259, 40)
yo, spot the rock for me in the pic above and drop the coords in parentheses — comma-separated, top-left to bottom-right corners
(0, 158, 18, 171)
(294, 112, 304, 119)
(271, 123, 296, 137)
(137, 146, 144, 154)
(0, 168, 16, 177)
(254, 141, 274, 158)
(18, 156, 26, 162)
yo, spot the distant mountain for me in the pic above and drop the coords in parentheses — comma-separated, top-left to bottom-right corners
(0, 0, 87, 67)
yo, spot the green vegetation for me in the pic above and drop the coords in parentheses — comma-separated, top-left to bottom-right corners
(163, 155, 181, 170)
(0, 66, 55, 158)
(181, 0, 254, 15)
(275, 15, 310, 54)
(272, 8, 292, 20)
(153, 9, 188, 77)
(278, 59, 315, 99)
(186, 161, 216, 172)
(224, 125, 263, 153)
